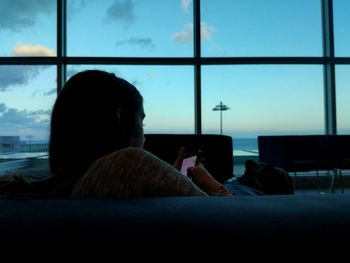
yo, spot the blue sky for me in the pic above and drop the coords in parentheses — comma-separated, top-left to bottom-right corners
(0, 0, 349, 141)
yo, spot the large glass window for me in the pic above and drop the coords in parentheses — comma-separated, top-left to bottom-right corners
(202, 65, 325, 155)
(0, 65, 56, 153)
(67, 0, 193, 57)
(0, 0, 349, 162)
(201, 0, 322, 57)
(333, 0, 350, 56)
(67, 65, 195, 133)
(336, 66, 350, 134)
(0, 0, 56, 57)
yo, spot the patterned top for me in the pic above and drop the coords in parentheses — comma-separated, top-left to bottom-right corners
(71, 148, 207, 198)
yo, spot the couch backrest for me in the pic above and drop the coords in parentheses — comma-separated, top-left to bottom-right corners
(257, 135, 349, 172)
(144, 134, 233, 183)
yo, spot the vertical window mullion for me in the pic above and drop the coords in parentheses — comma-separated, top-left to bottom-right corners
(57, 0, 67, 93)
(322, 0, 337, 135)
(194, 0, 201, 134)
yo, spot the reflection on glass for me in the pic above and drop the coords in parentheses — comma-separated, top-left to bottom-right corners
(201, 0, 322, 57)
(0, 66, 56, 155)
(336, 66, 350, 134)
(66, 65, 194, 133)
(67, 0, 193, 57)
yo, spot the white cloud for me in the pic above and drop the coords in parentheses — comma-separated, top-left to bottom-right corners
(171, 24, 193, 42)
(12, 42, 55, 57)
(200, 23, 215, 40)
(181, 0, 191, 12)
(171, 23, 215, 43)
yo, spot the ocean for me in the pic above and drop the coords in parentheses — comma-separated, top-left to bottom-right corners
(0, 138, 259, 159)
(233, 138, 259, 156)
(233, 138, 258, 151)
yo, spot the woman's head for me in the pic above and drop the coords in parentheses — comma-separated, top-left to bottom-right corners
(49, 70, 144, 176)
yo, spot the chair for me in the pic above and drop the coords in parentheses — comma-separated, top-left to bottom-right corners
(143, 134, 233, 183)
(258, 135, 334, 192)
(334, 135, 350, 193)
(258, 136, 287, 170)
(285, 136, 334, 191)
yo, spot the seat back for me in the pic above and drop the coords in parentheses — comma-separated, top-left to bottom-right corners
(335, 135, 350, 169)
(144, 134, 233, 183)
(284, 135, 334, 172)
(258, 135, 334, 172)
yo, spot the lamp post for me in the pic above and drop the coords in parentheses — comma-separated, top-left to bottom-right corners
(212, 101, 230, 135)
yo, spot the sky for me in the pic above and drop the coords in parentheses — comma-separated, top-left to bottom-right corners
(0, 0, 349, 142)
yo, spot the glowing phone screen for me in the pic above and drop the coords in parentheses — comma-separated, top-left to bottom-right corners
(180, 155, 197, 176)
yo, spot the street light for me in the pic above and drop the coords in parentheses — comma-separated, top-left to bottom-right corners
(212, 101, 230, 135)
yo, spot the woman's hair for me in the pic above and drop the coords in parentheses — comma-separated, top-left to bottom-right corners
(49, 70, 143, 181)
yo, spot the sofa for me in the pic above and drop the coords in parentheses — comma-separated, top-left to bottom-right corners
(1, 134, 350, 251)
(1, 195, 350, 251)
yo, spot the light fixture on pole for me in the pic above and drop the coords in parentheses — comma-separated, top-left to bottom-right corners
(212, 101, 230, 135)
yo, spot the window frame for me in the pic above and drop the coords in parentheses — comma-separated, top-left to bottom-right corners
(0, 0, 349, 135)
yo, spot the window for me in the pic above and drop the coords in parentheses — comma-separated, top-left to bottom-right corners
(333, 0, 350, 56)
(0, 65, 56, 143)
(336, 66, 350, 134)
(67, 64, 195, 133)
(202, 65, 324, 136)
(201, 0, 322, 57)
(0, 0, 349, 161)
(67, 0, 193, 57)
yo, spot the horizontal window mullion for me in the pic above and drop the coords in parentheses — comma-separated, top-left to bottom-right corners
(2, 57, 350, 66)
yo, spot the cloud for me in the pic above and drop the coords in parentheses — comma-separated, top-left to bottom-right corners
(0, 103, 51, 137)
(171, 24, 193, 42)
(0, 66, 41, 91)
(43, 88, 57, 96)
(66, 67, 83, 80)
(0, 103, 6, 113)
(171, 23, 214, 43)
(0, 0, 55, 32)
(68, 0, 89, 15)
(106, 0, 135, 25)
(200, 23, 215, 39)
(0, 43, 53, 91)
(115, 37, 155, 49)
(130, 79, 142, 87)
(181, 0, 192, 12)
(12, 42, 55, 57)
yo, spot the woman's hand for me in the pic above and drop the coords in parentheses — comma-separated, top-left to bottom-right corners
(173, 147, 186, 171)
(188, 163, 233, 196)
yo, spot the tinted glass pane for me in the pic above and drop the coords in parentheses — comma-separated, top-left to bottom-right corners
(0, 0, 56, 57)
(66, 65, 194, 133)
(201, 0, 322, 57)
(202, 65, 324, 141)
(67, 0, 193, 57)
(0, 65, 56, 155)
(336, 66, 350, 134)
(333, 0, 350, 56)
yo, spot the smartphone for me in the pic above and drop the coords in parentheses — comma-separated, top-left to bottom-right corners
(180, 150, 201, 177)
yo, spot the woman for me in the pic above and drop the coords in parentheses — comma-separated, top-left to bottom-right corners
(1, 70, 232, 198)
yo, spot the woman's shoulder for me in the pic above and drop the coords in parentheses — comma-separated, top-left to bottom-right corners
(102, 147, 164, 167)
